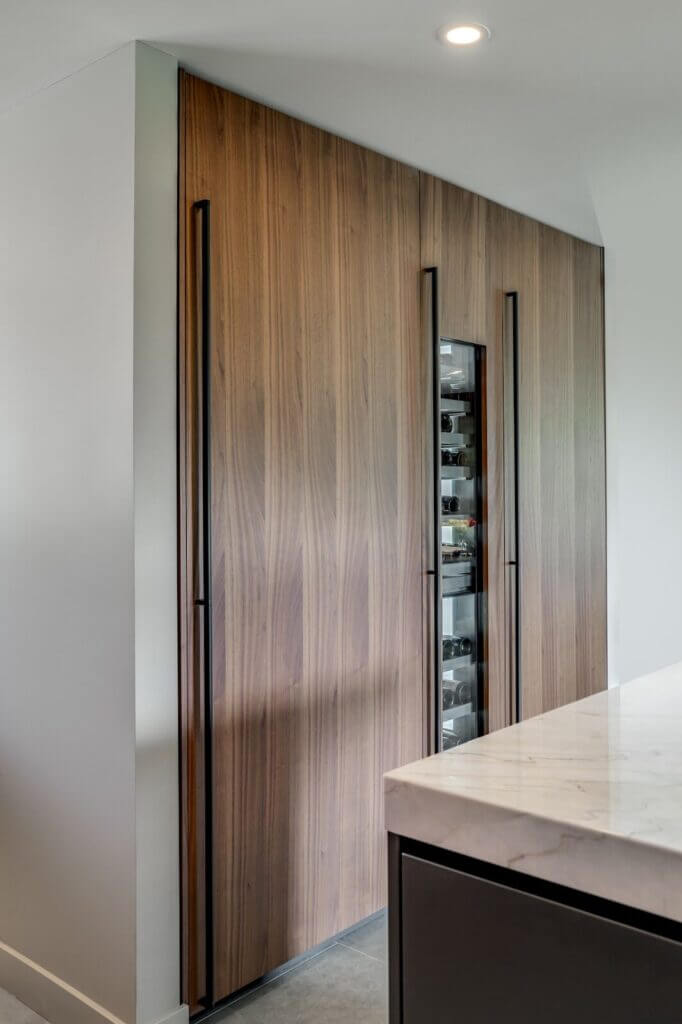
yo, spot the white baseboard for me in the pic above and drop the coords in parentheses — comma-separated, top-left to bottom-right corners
(0, 939, 189, 1024)
(0, 939, 129, 1024)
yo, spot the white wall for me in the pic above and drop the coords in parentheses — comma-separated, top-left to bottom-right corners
(591, 135, 682, 686)
(0, 42, 183, 1024)
(132, 43, 183, 1024)
(0, 43, 137, 1024)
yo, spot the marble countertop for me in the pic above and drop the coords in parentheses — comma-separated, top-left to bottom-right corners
(384, 662, 682, 923)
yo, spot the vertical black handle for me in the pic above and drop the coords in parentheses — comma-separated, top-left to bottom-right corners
(193, 198, 214, 1008)
(424, 267, 441, 755)
(503, 291, 520, 724)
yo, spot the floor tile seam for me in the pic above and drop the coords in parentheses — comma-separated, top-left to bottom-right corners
(335, 940, 386, 965)
(215, 944, 339, 1015)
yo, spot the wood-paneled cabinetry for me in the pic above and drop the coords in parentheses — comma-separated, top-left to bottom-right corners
(421, 178, 606, 732)
(179, 71, 606, 1013)
(179, 72, 424, 1009)
(420, 177, 508, 732)
(492, 205, 606, 721)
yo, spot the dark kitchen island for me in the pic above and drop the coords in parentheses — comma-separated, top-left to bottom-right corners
(384, 664, 682, 1024)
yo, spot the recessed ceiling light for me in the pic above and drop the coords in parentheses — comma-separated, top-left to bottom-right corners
(442, 23, 491, 46)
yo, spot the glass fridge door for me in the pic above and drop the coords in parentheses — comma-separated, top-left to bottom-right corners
(436, 339, 485, 751)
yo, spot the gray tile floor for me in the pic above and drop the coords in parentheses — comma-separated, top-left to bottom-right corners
(0, 913, 388, 1024)
(217, 912, 388, 1023)
(0, 988, 47, 1024)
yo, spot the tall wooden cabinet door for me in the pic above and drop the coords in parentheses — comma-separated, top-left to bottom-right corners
(179, 73, 424, 1005)
(494, 205, 607, 718)
(420, 175, 508, 734)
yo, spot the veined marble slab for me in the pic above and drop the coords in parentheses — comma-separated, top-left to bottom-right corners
(384, 662, 682, 923)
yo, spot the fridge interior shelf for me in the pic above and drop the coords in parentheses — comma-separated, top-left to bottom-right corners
(441, 560, 475, 576)
(441, 562, 474, 594)
(440, 398, 472, 415)
(442, 654, 474, 671)
(440, 433, 470, 447)
(440, 468, 473, 482)
(442, 703, 474, 723)
(435, 333, 483, 754)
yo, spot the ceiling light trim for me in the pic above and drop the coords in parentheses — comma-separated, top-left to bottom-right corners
(440, 22, 492, 46)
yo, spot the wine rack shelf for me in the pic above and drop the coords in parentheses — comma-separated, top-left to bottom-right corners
(433, 328, 485, 754)
(442, 703, 474, 723)
(442, 654, 474, 672)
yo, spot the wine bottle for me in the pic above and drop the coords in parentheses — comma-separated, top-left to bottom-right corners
(456, 416, 476, 436)
(443, 680, 473, 708)
(441, 543, 469, 563)
(441, 447, 475, 468)
(442, 732, 462, 751)
(441, 494, 460, 514)
(442, 634, 472, 661)
(441, 384, 474, 404)
(454, 448, 475, 468)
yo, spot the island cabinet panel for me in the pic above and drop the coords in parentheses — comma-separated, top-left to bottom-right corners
(179, 72, 424, 1006)
(421, 174, 606, 734)
(392, 842, 682, 1024)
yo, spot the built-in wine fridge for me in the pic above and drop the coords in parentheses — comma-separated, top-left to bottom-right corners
(426, 268, 486, 752)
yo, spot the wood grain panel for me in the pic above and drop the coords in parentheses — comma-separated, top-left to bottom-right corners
(422, 179, 606, 730)
(179, 73, 423, 1003)
(420, 175, 508, 734)
(492, 206, 543, 721)
(571, 242, 607, 700)
(493, 207, 607, 718)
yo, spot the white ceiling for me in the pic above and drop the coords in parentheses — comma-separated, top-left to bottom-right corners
(4, 0, 682, 242)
